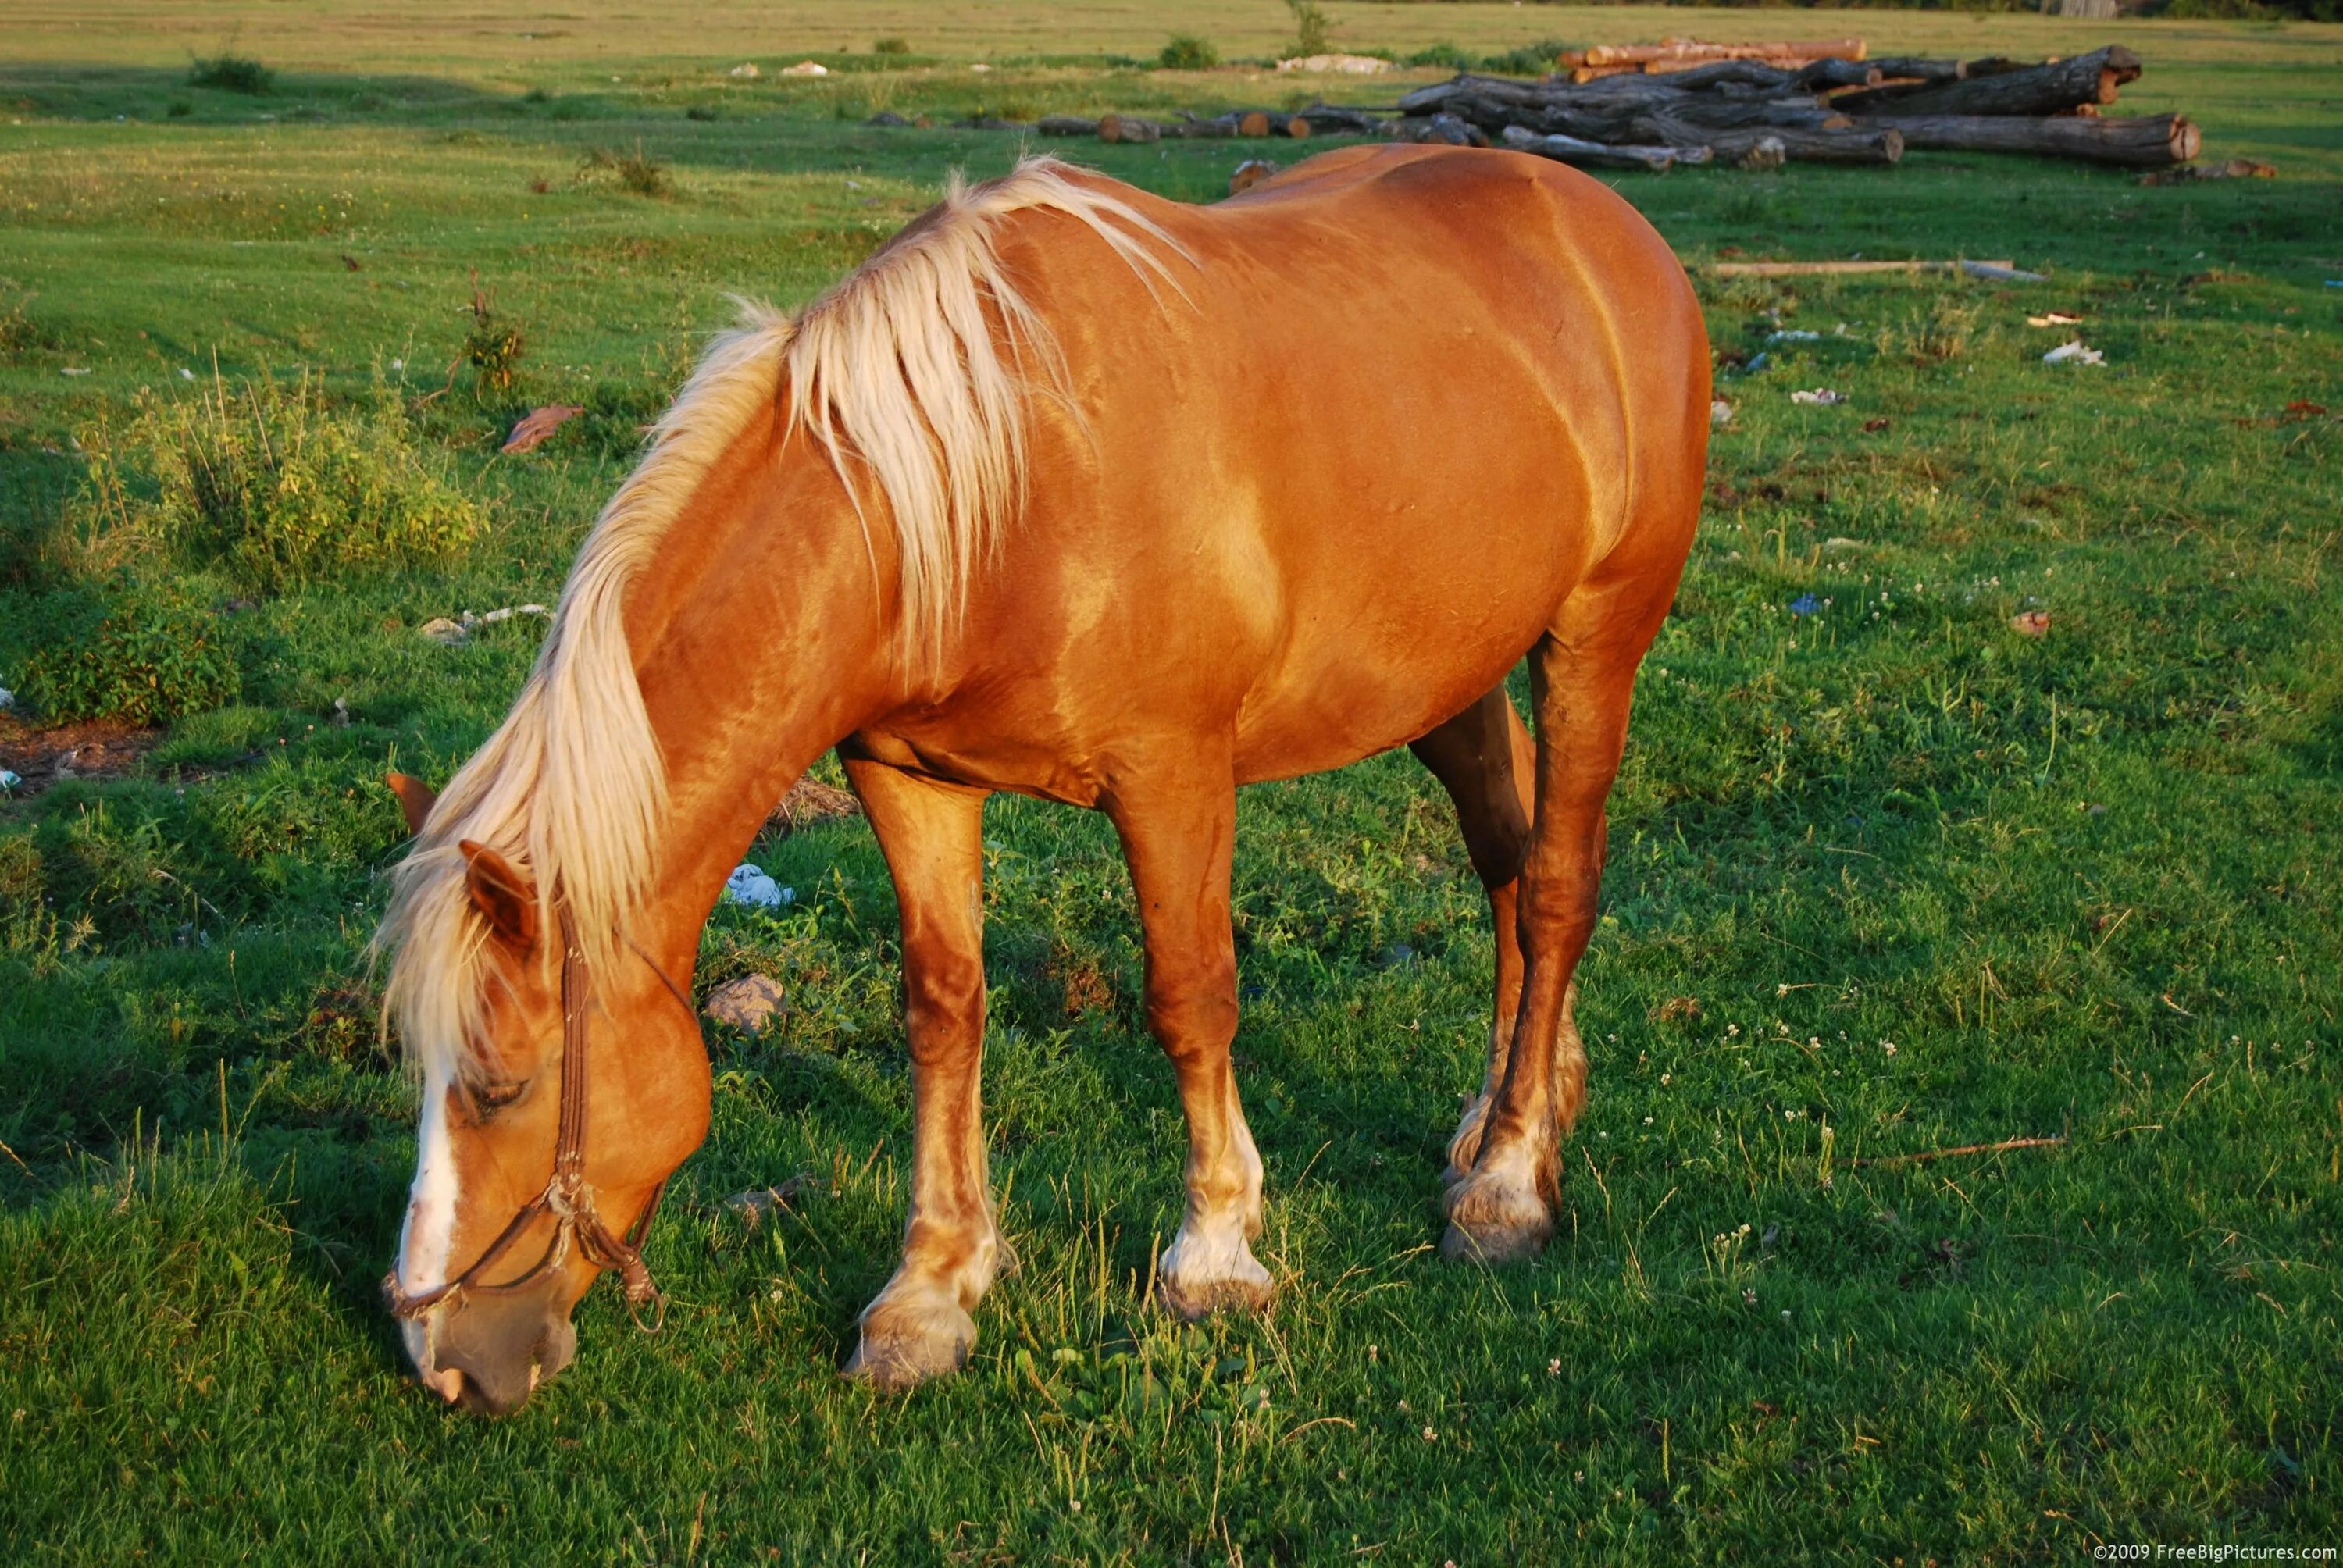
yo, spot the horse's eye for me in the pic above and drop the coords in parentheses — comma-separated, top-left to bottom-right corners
(470, 1078, 527, 1117)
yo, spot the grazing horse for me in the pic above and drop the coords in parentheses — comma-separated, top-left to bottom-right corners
(376, 147, 1707, 1413)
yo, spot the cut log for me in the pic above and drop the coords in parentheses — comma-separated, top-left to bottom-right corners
(1499, 123, 1703, 172)
(1864, 112, 2197, 166)
(1297, 102, 1387, 136)
(1216, 109, 1311, 139)
(1396, 113, 1488, 148)
(1168, 112, 1232, 138)
(1097, 112, 1161, 144)
(1713, 258, 2037, 280)
(2138, 156, 2275, 186)
(1036, 115, 1100, 137)
(1794, 59, 1885, 91)
(1573, 37, 1866, 68)
(1228, 159, 1280, 197)
(1835, 45, 2140, 117)
(1632, 113, 1903, 166)
(1867, 56, 1965, 85)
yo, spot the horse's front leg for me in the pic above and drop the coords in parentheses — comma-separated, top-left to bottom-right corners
(1107, 761, 1273, 1318)
(840, 757, 1006, 1387)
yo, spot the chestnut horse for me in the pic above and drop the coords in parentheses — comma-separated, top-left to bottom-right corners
(376, 148, 1707, 1413)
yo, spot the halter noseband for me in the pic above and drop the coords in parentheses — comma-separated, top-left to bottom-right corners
(382, 908, 679, 1327)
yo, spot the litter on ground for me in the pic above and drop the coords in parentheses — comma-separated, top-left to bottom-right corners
(780, 60, 827, 77)
(501, 404, 584, 454)
(2010, 610, 2052, 636)
(1710, 399, 1734, 427)
(417, 605, 550, 645)
(1791, 388, 1846, 405)
(2027, 312, 2084, 327)
(2042, 340, 2106, 366)
(723, 864, 793, 909)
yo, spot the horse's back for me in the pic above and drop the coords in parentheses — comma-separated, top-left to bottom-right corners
(981, 148, 1709, 779)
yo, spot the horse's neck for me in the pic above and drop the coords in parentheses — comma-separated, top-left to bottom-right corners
(622, 417, 896, 969)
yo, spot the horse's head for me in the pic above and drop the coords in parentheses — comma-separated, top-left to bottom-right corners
(380, 772, 711, 1416)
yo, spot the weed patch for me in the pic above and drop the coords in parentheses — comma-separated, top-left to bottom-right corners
(12, 579, 237, 725)
(577, 141, 672, 198)
(187, 54, 272, 95)
(71, 366, 484, 593)
(1158, 35, 1220, 71)
(456, 277, 525, 392)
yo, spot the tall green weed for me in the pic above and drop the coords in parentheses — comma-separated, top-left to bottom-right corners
(77, 365, 484, 593)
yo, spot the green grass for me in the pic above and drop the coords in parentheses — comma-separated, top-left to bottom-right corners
(2, 5, 2340, 1561)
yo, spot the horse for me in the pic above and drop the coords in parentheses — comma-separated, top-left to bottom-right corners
(375, 146, 1708, 1414)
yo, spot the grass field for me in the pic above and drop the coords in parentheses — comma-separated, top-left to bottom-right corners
(2, 3, 2341, 1561)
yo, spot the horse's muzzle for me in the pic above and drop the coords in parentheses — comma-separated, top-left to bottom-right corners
(401, 1278, 578, 1417)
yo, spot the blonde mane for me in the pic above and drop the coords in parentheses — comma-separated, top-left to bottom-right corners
(380, 156, 1181, 1081)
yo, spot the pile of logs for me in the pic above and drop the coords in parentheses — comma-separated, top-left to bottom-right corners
(1557, 37, 1868, 84)
(1396, 44, 2199, 170)
(904, 39, 2202, 173)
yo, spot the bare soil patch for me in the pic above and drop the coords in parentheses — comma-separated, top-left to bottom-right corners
(0, 717, 160, 795)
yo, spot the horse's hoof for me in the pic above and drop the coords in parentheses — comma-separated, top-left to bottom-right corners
(1441, 1171, 1553, 1263)
(1158, 1236, 1274, 1320)
(843, 1299, 976, 1389)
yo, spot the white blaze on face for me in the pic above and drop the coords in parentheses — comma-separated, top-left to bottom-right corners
(396, 1064, 464, 1399)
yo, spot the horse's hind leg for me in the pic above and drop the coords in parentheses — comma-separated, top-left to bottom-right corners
(1407, 686, 1540, 1182)
(840, 758, 1007, 1387)
(1442, 569, 1678, 1263)
(1104, 754, 1274, 1319)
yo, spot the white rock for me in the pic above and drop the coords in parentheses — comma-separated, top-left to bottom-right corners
(1275, 54, 1390, 75)
(704, 973, 786, 1032)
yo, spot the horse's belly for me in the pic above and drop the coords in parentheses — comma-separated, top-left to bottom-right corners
(1229, 567, 1559, 782)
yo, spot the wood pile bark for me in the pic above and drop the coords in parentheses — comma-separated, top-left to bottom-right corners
(1393, 41, 2195, 169)
(936, 37, 2204, 174)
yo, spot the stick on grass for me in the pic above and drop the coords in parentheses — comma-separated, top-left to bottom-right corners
(1850, 1135, 2068, 1169)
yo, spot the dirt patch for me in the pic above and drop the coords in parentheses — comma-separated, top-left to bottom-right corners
(1048, 942, 1115, 1020)
(0, 717, 160, 796)
(767, 776, 861, 836)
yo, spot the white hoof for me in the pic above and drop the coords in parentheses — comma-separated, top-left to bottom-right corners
(1158, 1230, 1274, 1319)
(1441, 1164, 1553, 1264)
(844, 1293, 977, 1388)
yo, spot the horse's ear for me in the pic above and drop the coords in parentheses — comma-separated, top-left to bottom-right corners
(458, 840, 540, 951)
(386, 772, 438, 836)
